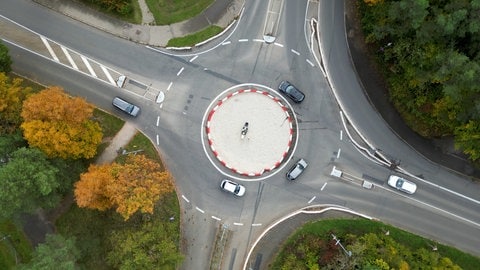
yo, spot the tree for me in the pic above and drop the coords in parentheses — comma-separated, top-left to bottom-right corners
(21, 86, 102, 159)
(17, 234, 80, 270)
(74, 155, 174, 220)
(0, 147, 60, 220)
(107, 222, 183, 270)
(0, 72, 32, 134)
(454, 120, 480, 161)
(0, 41, 12, 73)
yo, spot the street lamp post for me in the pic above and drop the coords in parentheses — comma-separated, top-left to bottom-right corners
(331, 234, 352, 257)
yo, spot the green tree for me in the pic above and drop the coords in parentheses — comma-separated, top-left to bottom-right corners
(17, 234, 80, 270)
(0, 147, 60, 220)
(0, 131, 26, 162)
(107, 221, 183, 270)
(454, 120, 480, 160)
(0, 41, 12, 73)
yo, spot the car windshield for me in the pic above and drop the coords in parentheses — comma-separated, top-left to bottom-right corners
(234, 185, 240, 193)
(286, 86, 296, 94)
(396, 179, 404, 188)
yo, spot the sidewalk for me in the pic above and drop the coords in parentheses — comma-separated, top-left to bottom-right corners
(95, 121, 138, 164)
(34, 0, 243, 47)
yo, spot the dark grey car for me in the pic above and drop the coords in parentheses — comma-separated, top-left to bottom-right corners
(278, 81, 305, 103)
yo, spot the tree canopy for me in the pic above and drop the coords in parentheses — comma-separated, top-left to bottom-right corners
(0, 147, 61, 220)
(0, 72, 32, 134)
(17, 234, 80, 270)
(360, 0, 480, 160)
(21, 86, 102, 159)
(74, 154, 174, 220)
(0, 41, 12, 73)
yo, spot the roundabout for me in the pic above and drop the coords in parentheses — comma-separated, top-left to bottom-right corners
(202, 84, 299, 180)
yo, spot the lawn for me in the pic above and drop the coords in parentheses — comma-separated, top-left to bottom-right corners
(0, 221, 33, 269)
(115, 131, 163, 165)
(146, 0, 214, 25)
(167, 25, 223, 47)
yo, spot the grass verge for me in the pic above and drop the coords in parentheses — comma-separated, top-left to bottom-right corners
(146, 0, 214, 25)
(78, 0, 142, 24)
(114, 131, 163, 165)
(167, 25, 223, 47)
(272, 218, 480, 269)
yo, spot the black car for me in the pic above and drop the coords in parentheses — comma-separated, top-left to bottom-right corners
(278, 81, 305, 103)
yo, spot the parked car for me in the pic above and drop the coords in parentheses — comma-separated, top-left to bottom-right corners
(286, 158, 308, 180)
(387, 175, 417, 194)
(112, 97, 140, 117)
(278, 80, 305, 103)
(220, 179, 246, 196)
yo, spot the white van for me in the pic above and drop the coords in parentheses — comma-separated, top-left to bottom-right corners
(112, 97, 140, 117)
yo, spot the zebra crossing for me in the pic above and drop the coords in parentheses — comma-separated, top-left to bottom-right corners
(0, 15, 162, 102)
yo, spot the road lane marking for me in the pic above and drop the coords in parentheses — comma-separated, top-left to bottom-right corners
(100, 65, 116, 85)
(81, 55, 97, 77)
(321, 183, 328, 191)
(40, 36, 59, 62)
(156, 116, 160, 127)
(189, 55, 198, 62)
(211, 216, 221, 221)
(308, 196, 316, 203)
(222, 41, 231, 45)
(195, 207, 205, 213)
(167, 81, 173, 91)
(337, 148, 341, 159)
(156, 134, 159, 145)
(239, 39, 248, 42)
(176, 67, 184, 76)
(253, 39, 264, 43)
(306, 59, 315, 67)
(159, 103, 163, 109)
(274, 42, 284, 47)
(181, 195, 190, 203)
(233, 222, 243, 226)
(61, 47, 78, 70)
(252, 223, 262, 227)
(340, 130, 343, 140)
(291, 49, 300, 55)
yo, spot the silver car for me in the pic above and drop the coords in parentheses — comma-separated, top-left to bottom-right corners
(387, 175, 417, 194)
(220, 179, 246, 197)
(286, 159, 308, 180)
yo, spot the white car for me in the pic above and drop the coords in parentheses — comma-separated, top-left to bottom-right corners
(387, 175, 417, 194)
(220, 179, 246, 197)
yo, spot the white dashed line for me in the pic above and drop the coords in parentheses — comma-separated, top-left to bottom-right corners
(156, 134, 159, 145)
(81, 55, 97, 77)
(340, 130, 343, 140)
(308, 196, 316, 204)
(239, 39, 248, 42)
(156, 116, 160, 127)
(253, 39, 264, 43)
(211, 216, 221, 221)
(252, 223, 262, 227)
(321, 182, 328, 191)
(189, 55, 198, 62)
(40, 36, 59, 62)
(290, 49, 300, 55)
(222, 41, 231, 45)
(100, 65, 116, 85)
(176, 67, 184, 76)
(196, 207, 205, 213)
(167, 81, 173, 91)
(336, 148, 341, 159)
(233, 222, 244, 226)
(182, 195, 190, 203)
(274, 42, 284, 47)
(306, 59, 315, 67)
(61, 47, 78, 70)
(159, 103, 163, 109)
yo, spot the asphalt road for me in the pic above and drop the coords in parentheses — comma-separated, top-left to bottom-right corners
(1, 0, 479, 269)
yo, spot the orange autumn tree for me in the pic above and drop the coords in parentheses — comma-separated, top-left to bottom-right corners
(75, 155, 174, 220)
(21, 86, 102, 159)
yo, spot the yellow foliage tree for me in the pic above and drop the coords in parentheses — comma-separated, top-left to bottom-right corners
(20, 86, 102, 159)
(0, 72, 32, 133)
(74, 155, 174, 220)
(74, 164, 115, 211)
